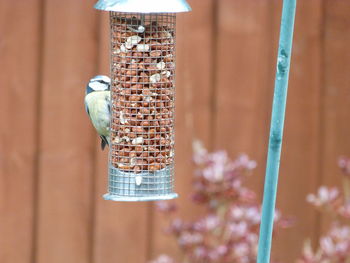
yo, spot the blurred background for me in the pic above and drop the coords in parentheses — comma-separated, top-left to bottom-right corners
(1, 0, 350, 263)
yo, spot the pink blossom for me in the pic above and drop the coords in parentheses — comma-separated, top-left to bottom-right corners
(338, 156, 350, 176)
(306, 186, 339, 207)
(194, 215, 221, 232)
(237, 256, 251, 263)
(230, 205, 245, 220)
(300, 225, 350, 262)
(335, 241, 348, 255)
(208, 150, 229, 165)
(232, 242, 250, 258)
(230, 205, 261, 225)
(298, 157, 350, 263)
(178, 232, 203, 247)
(155, 201, 177, 213)
(149, 255, 176, 263)
(206, 245, 229, 262)
(320, 236, 336, 256)
(231, 154, 257, 171)
(167, 218, 184, 234)
(246, 207, 261, 225)
(246, 233, 259, 245)
(199, 150, 232, 183)
(231, 179, 243, 190)
(226, 222, 249, 239)
(203, 163, 225, 183)
(329, 225, 350, 240)
(319, 226, 350, 258)
(192, 246, 208, 260)
(238, 188, 257, 203)
(338, 203, 350, 218)
(299, 240, 318, 263)
(215, 245, 229, 256)
(192, 140, 208, 165)
(274, 210, 281, 222)
(154, 142, 289, 263)
(191, 144, 260, 206)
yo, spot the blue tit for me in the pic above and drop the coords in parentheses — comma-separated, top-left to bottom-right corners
(85, 75, 111, 150)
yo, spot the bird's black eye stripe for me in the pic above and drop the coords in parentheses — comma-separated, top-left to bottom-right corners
(98, 80, 110, 85)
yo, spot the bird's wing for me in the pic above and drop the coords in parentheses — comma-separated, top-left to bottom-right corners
(106, 92, 111, 114)
(84, 98, 91, 118)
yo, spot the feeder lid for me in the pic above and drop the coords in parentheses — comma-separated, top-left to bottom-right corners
(94, 0, 191, 13)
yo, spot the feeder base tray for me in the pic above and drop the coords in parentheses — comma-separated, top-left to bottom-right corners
(103, 193, 178, 202)
(107, 165, 176, 200)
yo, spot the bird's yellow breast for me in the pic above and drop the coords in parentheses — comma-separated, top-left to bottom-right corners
(85, 91, 110, 137)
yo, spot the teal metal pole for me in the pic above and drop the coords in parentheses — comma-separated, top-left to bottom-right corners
(256, 0, 297, 263)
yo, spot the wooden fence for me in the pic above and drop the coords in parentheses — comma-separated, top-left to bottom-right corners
(1, 0, 350, 262)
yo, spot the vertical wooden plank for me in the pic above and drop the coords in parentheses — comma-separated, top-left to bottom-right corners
(36, 1, 99, 263)
(0, 1, 41, 263)
(214, 0, 274, 191)
(150, 0, 216, 260)
(92, 12, 149, 263)
(271, 0, 323, 261)
(321, 0, 350, 228)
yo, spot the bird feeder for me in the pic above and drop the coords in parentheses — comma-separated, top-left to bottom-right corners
(94, 0, 191, 201)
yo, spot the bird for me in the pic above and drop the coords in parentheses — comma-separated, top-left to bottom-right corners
(85, 75, 111, 150)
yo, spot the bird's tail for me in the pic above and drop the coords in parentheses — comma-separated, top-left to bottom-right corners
(100, 136, 109, 150)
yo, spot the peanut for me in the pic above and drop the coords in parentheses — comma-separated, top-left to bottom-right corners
(110, 17, 175, 173)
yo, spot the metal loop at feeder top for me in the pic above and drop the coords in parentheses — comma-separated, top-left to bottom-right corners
(94, 0, 191, 13)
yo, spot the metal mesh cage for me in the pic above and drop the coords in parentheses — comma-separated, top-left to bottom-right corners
(104, 12, 178, 201)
